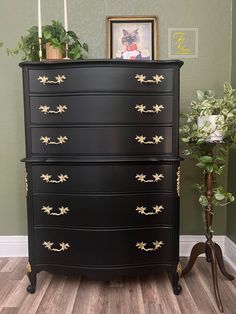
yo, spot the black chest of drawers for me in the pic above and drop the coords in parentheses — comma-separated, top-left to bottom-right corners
(20, 59, 183, 294)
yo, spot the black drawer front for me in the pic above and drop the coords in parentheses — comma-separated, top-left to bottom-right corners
(35, 227, 173, 266)
(31, 126, 173, 156)
(32, 163, 175, 193)
(29, 67, 173, 93)
(30, 95, 174, 125)
(33, 193, 174, 228)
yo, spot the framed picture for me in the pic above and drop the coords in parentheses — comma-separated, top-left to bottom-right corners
(106, 16, 158, 60)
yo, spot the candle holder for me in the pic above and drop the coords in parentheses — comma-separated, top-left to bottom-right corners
(38, 37, 43, 62)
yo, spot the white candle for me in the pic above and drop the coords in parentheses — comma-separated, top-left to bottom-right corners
(64, 0, 68, 32)
(38, 0, 42, 38)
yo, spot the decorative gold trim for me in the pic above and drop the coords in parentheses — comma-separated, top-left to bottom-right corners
(37, 75, 66, 85)
(42, 205, 70, 216)
(135, 135, 164, 145)
(40, 136, 68, 145)
(26, 262, 31, 273)
(39, 105, 68, 114)
(25, 172, 28, 196)
(177, 166, 180, 197)
(177, 262, 182, 277)
(40, 174, 69, 184)
(135, 104, 164, 114)
(43, 241, 70, 252)
(136, 205, 164, 215)
(136, 240, 164, 251)
(135, 173, 164, 183)
(135, 74, 164, 84)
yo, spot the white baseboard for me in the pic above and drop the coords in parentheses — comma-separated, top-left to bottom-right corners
(0, 235, 235, 270)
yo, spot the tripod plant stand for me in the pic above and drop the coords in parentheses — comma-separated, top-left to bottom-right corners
(182, 152, 234, 313)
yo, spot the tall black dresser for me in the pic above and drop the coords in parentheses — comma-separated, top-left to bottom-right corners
(20, 59, 183, 294)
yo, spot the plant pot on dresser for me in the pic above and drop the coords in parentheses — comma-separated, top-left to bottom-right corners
(20, 59, 184, 294)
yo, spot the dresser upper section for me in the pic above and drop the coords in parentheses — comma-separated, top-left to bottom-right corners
(20, 59, 183, 94)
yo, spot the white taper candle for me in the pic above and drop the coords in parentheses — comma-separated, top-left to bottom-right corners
(38, 0, 42, 38)
(64, 0, 68, 32)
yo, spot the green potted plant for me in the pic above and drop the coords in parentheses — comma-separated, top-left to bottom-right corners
(180, 82, 236, 221)
(7, 20, 88, 61)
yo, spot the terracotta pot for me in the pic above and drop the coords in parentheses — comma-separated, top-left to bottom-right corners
(45, 43, 63, 60)
(197, 115, 224, 142)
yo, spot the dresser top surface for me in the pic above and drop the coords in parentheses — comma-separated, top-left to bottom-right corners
(19, 59, 184, 68)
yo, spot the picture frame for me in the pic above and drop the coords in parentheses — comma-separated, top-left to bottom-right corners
(106, 16, 158, 60)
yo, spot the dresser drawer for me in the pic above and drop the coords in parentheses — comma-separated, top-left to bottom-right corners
(34, 227, 173, 266)
(31, 163, 176, 193)
(28, 67, 173, 93)
(31, 126, 173, 155)
(33, 193, 174, 228)
(30, 95, 174, 125)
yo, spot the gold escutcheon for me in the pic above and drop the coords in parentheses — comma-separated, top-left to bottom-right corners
(135, 74, 165, 85)
(135, 104, 164, 114)
(135, 135, 164, 145)
(136, 205, 164, 215)
(43, 241, 70, 252)
(39, 105, 68, 114)
(40, 174, 69, 184)
(41, 205, 70, 216)
(37, 74, 66, 85)
(40, 136, 68, 145)
(136, 240, 164, 251)
(135, 173, 164, 183)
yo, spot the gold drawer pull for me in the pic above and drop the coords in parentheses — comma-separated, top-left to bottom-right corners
(42, 206, 70, 216)
(136, 205, 164, 215)
(38, 74, 66, 85)
(136, 240, 164, 251)
(39, 105, 68, 114)
(43, 241, 70, 252)
(135, 135, 164, 145)
(135, 104, 164, 114)
(135, 74, 164, 85)
(135, 173, 164, 183)
(40, 173, 69, 184)
(40, 136, 68, 145)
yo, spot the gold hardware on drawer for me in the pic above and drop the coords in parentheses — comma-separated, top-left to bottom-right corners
(40, 136, 68, 145)
(136, 240, 164, 251)
(42, 205, 70, 216)
(37, 74, 66, 85)
(135, 173, 164, 183)
(135, 135, 164, 145)
(39, 105, 68, 114)
(136, 205, 164, 215)
(43, 241, 70, 252)
(135, 74, 164, 84)
(135, 104, 164, 114)
(176, 166, 180, 197)
(40, 174, 69, 183)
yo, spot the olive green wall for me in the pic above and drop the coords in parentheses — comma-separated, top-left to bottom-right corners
(227, 0, 236, 243)
(0, 0, 232, 235)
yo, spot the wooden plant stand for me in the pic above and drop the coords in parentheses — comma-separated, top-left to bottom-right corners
(182, 168, 235, 313)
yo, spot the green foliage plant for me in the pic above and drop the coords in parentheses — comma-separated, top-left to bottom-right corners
(180, 82, 236, 219)
(7, 20, 88, 61)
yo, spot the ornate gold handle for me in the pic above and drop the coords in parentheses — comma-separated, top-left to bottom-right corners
(43, 241, 70, 252)
(135, 173, 164, 183)
(40, 174, 69, 183)
(135, 74, 164, 84)
(39, 105, 68, 114)
(136, 205, 164, 215)
(40, 136, 68, 145)
(136, 240, 164, 251)
(38, 74, 66, 85)
(42, 206, 70, 216)
(135, 135, 164, 145)
(135, 104, 164, 114)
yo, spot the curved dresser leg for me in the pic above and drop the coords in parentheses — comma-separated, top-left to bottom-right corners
(170, 262, 182, 295)
(26, 262, 37, 294)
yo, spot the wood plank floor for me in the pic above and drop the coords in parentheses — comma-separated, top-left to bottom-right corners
(0, 257, 235, 314)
